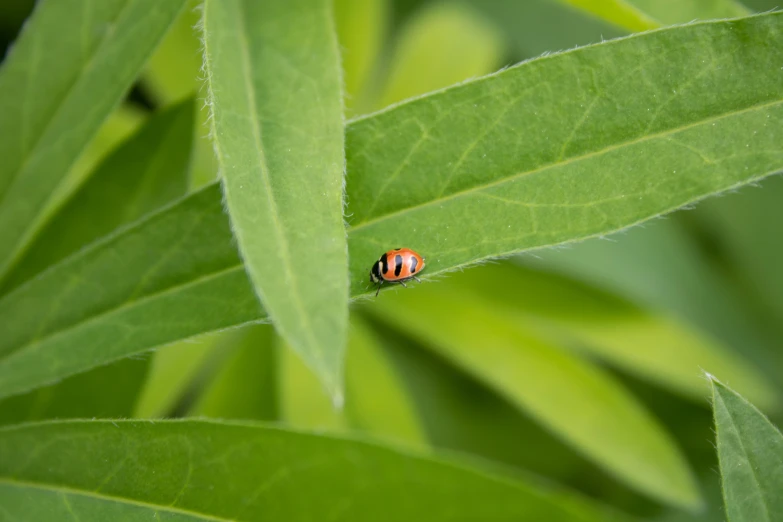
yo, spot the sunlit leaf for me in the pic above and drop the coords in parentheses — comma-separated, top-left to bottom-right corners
(551, 0, 748, 31)
(711, 377, 783, 521)
(376, 2, 504, 109)
(0, 419, 636, 522)
(280, 317, 427, 447)
(334, 0, 389, 116)
(0, 0, 188, 281)
(202, 0, 350, 401)
(365, 283, 700, 508)
(452, 263, 779, 410)
(524, 218, 783, 380)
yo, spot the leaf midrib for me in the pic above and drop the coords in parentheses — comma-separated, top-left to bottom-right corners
(205, 0, 323, 368)
(348, 97, 783, 232)
(0, 478, 233, 522)
(1, 84, 781, 376)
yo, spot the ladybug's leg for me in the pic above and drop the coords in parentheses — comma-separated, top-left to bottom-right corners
(412, 276, 421, 283)
(399, 280, 408, 288)
(375, 280, 383, 297)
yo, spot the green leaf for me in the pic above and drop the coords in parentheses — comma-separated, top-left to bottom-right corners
(374, 323, 589, 479)
(202, 0, 350, 402)
(0, 358, 148, 427)
(142, 0, 218, 189)
(551, 0, 748, 31)
(189, 325, 278, 420)
(1, 98, 194, 294)
(280, 316, 427, 447)
(376, 2, 504, 109)
(625, 0, 748, 26)
(0, 484, 206, 522)
(60, 103, 148, 208)
(0, 0, 188, 281)
(452, 263, 779, 410)
(2, 14, 783, 400)
(711, 377, 783, 521)
(464, 0, 624, 60)
(344, 12, 783, 297)
(695, 177, 783, 338)
(133, 333, 224, 418)
(524, 218, 783, 380)
(0, 419, 635, 521)
(553, 0, 659, 31)
(334, 0, 389, 116)
(365, 283, 700, 508)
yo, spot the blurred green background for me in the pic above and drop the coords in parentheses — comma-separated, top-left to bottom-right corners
(1, 0, 781, 519)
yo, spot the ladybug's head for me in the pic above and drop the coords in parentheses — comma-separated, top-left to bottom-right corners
(370, 260, 382, 283)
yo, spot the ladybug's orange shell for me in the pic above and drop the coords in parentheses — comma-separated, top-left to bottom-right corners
(378, 248, 424, 281)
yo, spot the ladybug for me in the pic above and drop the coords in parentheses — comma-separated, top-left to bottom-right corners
(370, 248, 425, 296)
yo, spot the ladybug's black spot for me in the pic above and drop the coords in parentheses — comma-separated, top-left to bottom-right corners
(380, 253, 389, 275)
(394, 254, 404, 276)
(409, 256, 418, 273)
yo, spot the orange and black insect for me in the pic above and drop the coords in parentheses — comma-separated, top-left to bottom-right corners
(370, 248, 425, 296)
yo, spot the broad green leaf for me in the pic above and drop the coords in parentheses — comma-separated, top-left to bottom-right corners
(451, 263, 778, 409)
(523, 218, 783, 379)
(189, 325, 278, 420)
(202, 0, 350, 402)
(334, 0, 389, 116)
(134, 332, 224, 418)
(711, 377, 783, 521)
(551, 0, 748, 31)
(0, 419, 635, 522)
(0, 0, 188, 281)
(376, 2, 504, 109)
(0, 358, 148, 427)
(0, 484, 205, 522)
(344, 13, 783, 297)
(2, 14, 783, 399)
(280, 317, 427, 447)
(365, 284, 699, 508)
(1, 98, 194, 294)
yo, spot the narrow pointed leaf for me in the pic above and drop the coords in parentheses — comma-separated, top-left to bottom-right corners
(711, 377, 783, 521)
(365, 284, 699, 508)
(1, 98, 194, 294)
(452, 263, 779, 409)
(552, 0, 748, 31)
(0, 419, 635, 522)
(552, 0, 659, 31)
(0, 0, 188, 281)
(202, 0, 349, 401)
(524, 218, 783, 378)
(2, 14, 783, 398)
